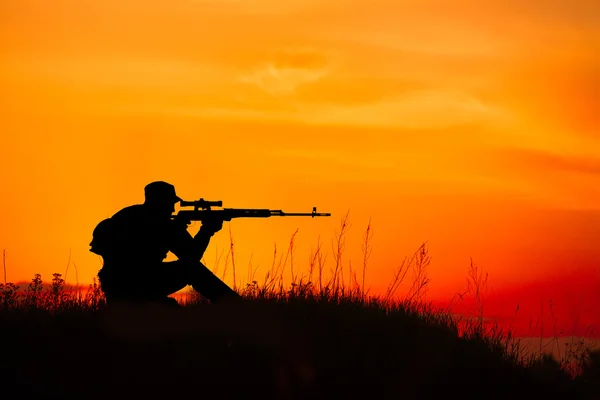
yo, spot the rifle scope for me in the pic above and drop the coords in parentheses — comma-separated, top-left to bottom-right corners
(180, 199, 223, 210)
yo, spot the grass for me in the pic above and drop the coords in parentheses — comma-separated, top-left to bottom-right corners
(0, 213, 599, 399)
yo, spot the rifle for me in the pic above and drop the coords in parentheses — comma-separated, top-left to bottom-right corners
(172, 198, 331, 224)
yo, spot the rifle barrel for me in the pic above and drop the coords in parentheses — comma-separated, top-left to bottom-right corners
(278, 212, 331, 217)
(172, 207, 331, 220)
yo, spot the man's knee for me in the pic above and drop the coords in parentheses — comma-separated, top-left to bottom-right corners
(176, 259, 208, 269)
(175, 260, 214, 279)
(194, 265, 226, 287)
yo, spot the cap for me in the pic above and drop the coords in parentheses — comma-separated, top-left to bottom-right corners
(144, 181, 182, 204)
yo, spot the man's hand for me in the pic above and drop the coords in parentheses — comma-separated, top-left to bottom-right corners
(172, 215, 191, 231)
(200, 217, 224, 235)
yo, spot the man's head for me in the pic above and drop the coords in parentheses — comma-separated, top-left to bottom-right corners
(143, 181, 182, 216)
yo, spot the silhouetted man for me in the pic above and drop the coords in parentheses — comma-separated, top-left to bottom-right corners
(90, 181, 240, 306)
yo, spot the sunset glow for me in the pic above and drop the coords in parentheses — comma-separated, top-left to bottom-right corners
(1, 0, 599, 336)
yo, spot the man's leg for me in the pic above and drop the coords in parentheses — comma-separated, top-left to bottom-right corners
(170, 260, 241, 303)
(103, 262, 241, 305)
(98, 265, 187, 306)
(97, 268, 130, 305)
(136, 264, 190, 305)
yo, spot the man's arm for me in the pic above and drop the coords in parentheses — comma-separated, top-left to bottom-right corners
(169, 219, 223, 263)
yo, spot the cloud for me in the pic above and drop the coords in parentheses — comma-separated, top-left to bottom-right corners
(297, 89, 510, 129)
(239, 47, 332, 96)
(1, 56, 238, 92)
(189, 0, 332, 14)
(463, 146, 600, 210)
(125, 88, 509, 132)
(493, 147, 600, 177)
(483, 47, 600, 140)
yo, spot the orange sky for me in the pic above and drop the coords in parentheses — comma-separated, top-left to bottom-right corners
(1, 0, 599, 328)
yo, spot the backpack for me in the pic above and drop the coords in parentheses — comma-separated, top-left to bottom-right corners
(89, 218, 116, 257)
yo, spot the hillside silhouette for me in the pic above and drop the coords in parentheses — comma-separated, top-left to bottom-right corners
(1, 242, 599, 400)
